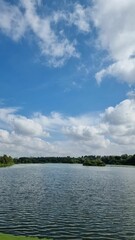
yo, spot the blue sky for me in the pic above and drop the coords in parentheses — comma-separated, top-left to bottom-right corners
(0, 0, 135, 157)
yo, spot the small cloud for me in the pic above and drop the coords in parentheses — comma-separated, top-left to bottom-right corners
(127, 90, 135, 99)
(95, 69, 106, 84)
(69, 3, 91, 33)
(95, 59, 135, 84)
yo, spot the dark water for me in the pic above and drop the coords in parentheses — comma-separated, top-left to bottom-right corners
(0, 164, 135, 240)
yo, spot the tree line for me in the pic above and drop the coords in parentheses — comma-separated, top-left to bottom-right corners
(0, 154, 135, 167)
(14, 154, 135, 166)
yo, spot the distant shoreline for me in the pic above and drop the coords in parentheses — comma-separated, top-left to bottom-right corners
(0, 154, 135, 167)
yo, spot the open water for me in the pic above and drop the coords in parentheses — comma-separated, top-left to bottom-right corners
(0, 164, 135, 239)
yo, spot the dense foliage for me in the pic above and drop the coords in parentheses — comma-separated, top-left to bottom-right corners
(13, 154, 135, 166)
(101, 154, 135, 165)
(0, 155, 14, 167)
(83, 158, 105, 166)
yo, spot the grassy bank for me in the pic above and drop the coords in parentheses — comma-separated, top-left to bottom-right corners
(0, 233, 51, 240)
(0, 163, 14, 168)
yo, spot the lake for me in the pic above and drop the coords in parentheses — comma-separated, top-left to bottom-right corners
(0, 164, 135, 239)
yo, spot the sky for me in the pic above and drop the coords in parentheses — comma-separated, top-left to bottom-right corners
(0, 0, 135, 157)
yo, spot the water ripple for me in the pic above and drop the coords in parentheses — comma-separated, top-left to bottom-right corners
(0, 164, 135, 239)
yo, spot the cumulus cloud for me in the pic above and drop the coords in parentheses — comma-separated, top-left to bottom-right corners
(0, 129, 54, 157)
(63, 124, 108, 147)
(0, 108, 56, 157)
(12, 117, 48, 137)
(1, 96, 135, 156)
(103, 99, 135, 125)
(102, 98, 135, 148)
(92, 0, 135, 84)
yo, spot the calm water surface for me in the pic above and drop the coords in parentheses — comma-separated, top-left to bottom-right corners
(0, 164, 135, 239)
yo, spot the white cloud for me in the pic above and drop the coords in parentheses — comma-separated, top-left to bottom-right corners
(96, 58, 135, 85)
(0, 108, 48, 137)
(0, 129, 10, 143)
(52, 3, 91, 33)
(1, 96, 135, 156)
(69, 3, 91, 33)
(92, 0, 135, 84)
(103, 99, 135, 125)
(0, 130, 54, 157)
(0, 0, 26, 40)
(0, 0, 94, 67)
(11, 117, 48, 137)
(21, 0, 79, 67)
(0, 0, 79, 67)
(1, 0, 135, 79)
(102, 98, 135, 148)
